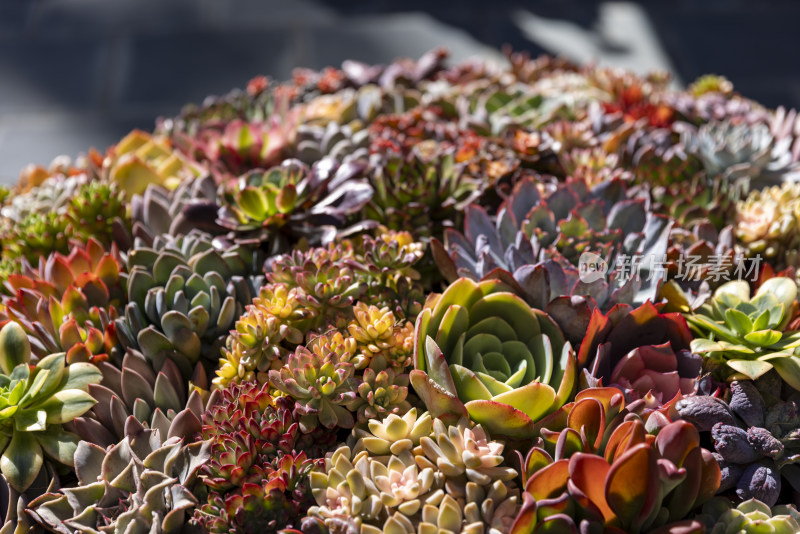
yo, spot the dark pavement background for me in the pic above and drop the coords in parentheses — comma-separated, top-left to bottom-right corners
(1, 0, 798, 183)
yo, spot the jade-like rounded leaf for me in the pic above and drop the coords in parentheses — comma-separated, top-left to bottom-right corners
(0, 429, 43, 492)
(0, 322, 31, 375)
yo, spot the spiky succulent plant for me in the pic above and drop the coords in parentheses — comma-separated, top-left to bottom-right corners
(193, 381, 335, 533)
(0, 322, 102, 492)
(114, 231, 264, 379)
(684, 277, 800, 388)
(65, 180, 131, 249)
(2, 238, 124, 365)
(27, 416, 211, 533)
(411, 277, 577, 439)
(0, 211, 70, 265)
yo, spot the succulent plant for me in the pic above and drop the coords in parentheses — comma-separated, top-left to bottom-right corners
(433, 177, 673, 327)
(104, 129, 205, 197)
(2, 238, 124, 365)
(676, 376, 800, 507)
(0, 173, 87, 225)
(0, 211, 70, 266)
(65, 180, 131, 249)
(68, 349, 208, 448)
(697, 497, 800, 534)
(579, 301, 702, 405)
(214, 233, 423, 389)
(193, 381, 335, 533)
(682, 119, 800, 191)
(511, 418, 718, 534)
(0, 322, 102, 492)
(735, 181, 800, 269)
(130, 174, 224, 245)
(174, 110, 298, 177)
(27, 416, 211, 533)
(114, 231, 264, 379)
(363, 147, 486, 241)
(268, 339, 360, 432)
(684, 277, 800, 388)
(411, 277, 577, 439)
(216, 158, 373, 255)
(306, 414, 520, 533)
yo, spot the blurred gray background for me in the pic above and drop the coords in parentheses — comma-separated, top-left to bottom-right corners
(1, 0, 798, 184)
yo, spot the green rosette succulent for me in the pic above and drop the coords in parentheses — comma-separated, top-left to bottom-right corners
(0, 322, 102, 492)
(697, 497, 800, 534)
(411, 277, 577, 439)
(685, 277, 800, 388)
(115, 231, 263, 378)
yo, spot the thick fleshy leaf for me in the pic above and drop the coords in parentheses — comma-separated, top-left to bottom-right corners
(0, 322, 30, 374)
(605, 443, 659, 530)
(762, 353, 800, 391)
(465, 399, 535, 439)
(568, 453, 615, 523)
(409, 370, 467, 424)
(37, 389, 97, 424)
(34, 427, 82, 466)
(727, 359, 774, 381)
(0, 430, 43, 492)
(525, 458, 569, 499)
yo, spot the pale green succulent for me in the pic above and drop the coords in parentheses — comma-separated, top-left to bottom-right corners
(686, 277, 800, 388)
(307, 414, 520, 533)
(698, 497, 800, 534)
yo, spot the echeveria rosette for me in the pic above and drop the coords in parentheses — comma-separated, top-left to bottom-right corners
(411, 277, 577, 439)
(115, 231, 263, 379)
(685, 277, 800, 388)
(579, 301, 702, 406)
(0, 322, 102, 492)
(27, 416, 211, 534)
(69, 349, 208, 448)
(431, 177, 673, 345)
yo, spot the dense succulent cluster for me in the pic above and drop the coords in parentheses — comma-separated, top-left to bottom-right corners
(6, 49, 800, 534)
